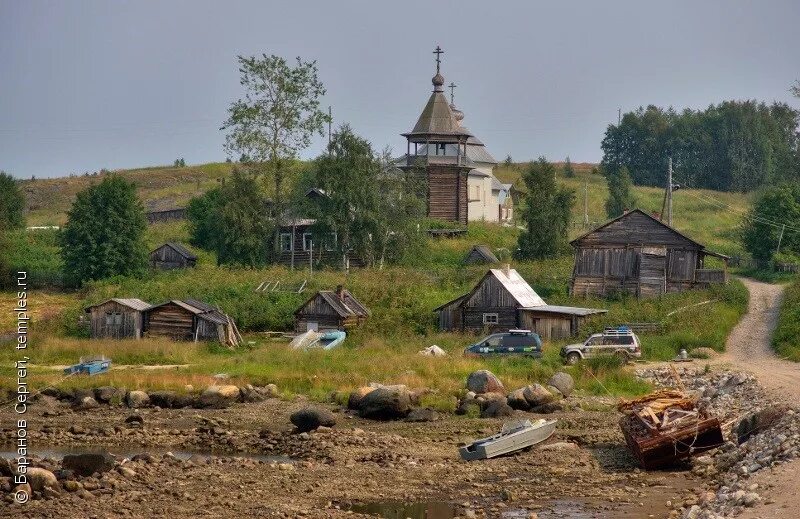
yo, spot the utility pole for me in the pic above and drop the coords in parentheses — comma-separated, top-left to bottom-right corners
(667, 157, 673, 226)
(583, 181, 589, 228)
(618, 107, 621, 126)
(776, 224, 786, 256)
(309, 240, 313, 276)
(327, 106, 332, 154)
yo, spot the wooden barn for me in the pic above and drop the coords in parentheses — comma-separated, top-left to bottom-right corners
(146, 207, 186, 224)
(85, 298, 151, 339)
(463, 245, 499, 265)
(144, 299, 240, 346)
(569, 209, 729, 298)
(434, 266, 606, 340)
(149, 242, 197, 270)
(294, 286, 370, 332)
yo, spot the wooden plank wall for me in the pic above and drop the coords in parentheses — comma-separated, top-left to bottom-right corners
(145, 303, 194, 340)
(427, 167, 468, 225)
(573, 211, 700, 248)
(519, 311, 574, 340)
(88, 301, 142, 339)
(150, 245, 193, 270)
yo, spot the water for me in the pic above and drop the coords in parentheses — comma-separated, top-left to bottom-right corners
(0, 445, 292, 463)
(347, 501, 457, 519)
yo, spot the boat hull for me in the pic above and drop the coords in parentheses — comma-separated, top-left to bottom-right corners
(459, 419, 557, 461)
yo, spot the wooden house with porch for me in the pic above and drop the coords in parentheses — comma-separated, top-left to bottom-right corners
(294, 286, 370, 332)
(85, 298, 151, 339)
(569, 209, 729, 298)
(143, 299, 240, 346)
(434, 266, 606, 340)
(149, 242, 197, 270)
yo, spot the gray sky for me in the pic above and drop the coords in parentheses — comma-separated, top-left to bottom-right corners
(1, 0, 798, 179)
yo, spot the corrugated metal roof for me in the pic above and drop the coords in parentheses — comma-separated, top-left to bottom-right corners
(520, 305, 607, 316)
(489, 268, 546, 308)
(85, 298, 152, 312)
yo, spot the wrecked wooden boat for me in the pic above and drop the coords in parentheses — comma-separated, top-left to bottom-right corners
(618, 389, 724, 469)
(459, 419, 557, 461)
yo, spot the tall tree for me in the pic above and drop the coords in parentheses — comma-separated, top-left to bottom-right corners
(186, 187, 223, 250)
(562, 156, 575, 178)
(792, 80, 800, 99)
(309, 126, 425, 268)
(215, 169, 274, 266)
(604, 166, 636, 218)
(0, 171, 25, 229)
(60, 176, 147, 286)
(741, 185, 800, 263)
(221, 54, 330, 224)
(516, 157, 575, 259)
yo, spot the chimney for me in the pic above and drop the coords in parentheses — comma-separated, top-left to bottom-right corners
(335, 285, 344, 301)
(502, 263, 511, 276)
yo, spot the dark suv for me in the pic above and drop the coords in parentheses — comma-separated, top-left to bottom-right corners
(464, 329, 543, 358)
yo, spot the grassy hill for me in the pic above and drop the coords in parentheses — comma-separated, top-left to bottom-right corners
(1, 160, 753, 401)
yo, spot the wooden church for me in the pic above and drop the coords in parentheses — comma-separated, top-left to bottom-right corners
(397, 47, 513, 225)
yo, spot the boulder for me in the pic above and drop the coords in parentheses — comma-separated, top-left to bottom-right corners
(347, 387, 376, 410)
(547, 372, 575, 397)
(197, 385, 240, 409)
(406, 407, 440, 422)
(148, 391, 193, 409)
(290, 407, 337, 432)
(480, 399, 514, 418)
(522, 384, 554, 407)
(93, 386, 123, 404)
(125, 390, 150, 408)
(455, 399, 481, 416)
(27, 467, 58, 492)
(62, 453, 115, 477)
(240, 384, 274, 403)
(0, 457, 15, 477)
(466, 370, 505, 395)
(358, 387, 412, 420)
(531, 401, 563, 414)
(507, 388, 531, 411)
(72, 396, 99, 410)
(125, 414, 144, 427)
(71, 388, 94, 403)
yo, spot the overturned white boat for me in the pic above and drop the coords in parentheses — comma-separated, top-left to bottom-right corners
(459, 419, 557, 461)
(289, 330, 346, 351)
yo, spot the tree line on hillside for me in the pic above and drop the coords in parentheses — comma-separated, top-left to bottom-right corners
(601, 101, 800, 192)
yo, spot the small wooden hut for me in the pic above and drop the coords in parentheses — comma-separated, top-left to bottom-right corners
(85, 298, 151, 339)
(294, 286, 370, 332)
(434, 266, 606, 339)
(150, 242, 197, 270)
(463, 245, 499, 265)
(569, 209, 729, 298)
(144, 299, 240, 346)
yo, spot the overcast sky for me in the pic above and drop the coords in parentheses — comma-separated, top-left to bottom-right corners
(1, 1, 798, 178)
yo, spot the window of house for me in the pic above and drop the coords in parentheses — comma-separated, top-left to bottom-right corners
(302, 233, 313, 251)
(105, 312, 122, 326)
(438, 143, 446, 155)
(280, 233, 293, 252)
(325, 232, 337, 251)
(483, 313, 499, 325)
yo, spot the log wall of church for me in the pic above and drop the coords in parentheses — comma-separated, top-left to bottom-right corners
(427, 167, 468, 225)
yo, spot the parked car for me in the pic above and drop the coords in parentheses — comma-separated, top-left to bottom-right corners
(560, 326, 641, 365)
(464, 329, 543, 358)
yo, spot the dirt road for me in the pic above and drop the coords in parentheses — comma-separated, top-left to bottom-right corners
(720, 278, 800, 519)
(720, 278, 800, 400)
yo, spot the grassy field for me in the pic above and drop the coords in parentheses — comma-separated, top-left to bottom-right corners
(772, 278, 800, 362)
(1, 161, 753, 402)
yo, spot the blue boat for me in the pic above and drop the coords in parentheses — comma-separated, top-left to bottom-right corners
(318, 330, 346, 350)
(63, 356, 112, 376)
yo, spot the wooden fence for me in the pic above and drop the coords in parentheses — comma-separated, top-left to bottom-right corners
(695, 269, 728, 284)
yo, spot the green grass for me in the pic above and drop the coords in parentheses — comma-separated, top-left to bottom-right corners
(772, 279, 800, 361)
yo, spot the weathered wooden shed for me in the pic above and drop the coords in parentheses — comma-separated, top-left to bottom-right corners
(149, 242, 197, 270)
(463, 245, 499, 265)
(435, 266, 606, 339)
(294, 286, 370, 332)
(569, 209, 729, 298)
(144, 299, 239, 345)
(85, 298, 151, 339)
